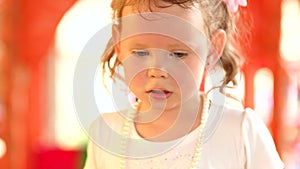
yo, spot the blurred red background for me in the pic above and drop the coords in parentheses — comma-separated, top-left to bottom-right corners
(0, 0, 300, 168)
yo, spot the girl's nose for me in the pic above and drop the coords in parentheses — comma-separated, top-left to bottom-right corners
(146, 50, 169, 78)
(147, 68, 168, 78)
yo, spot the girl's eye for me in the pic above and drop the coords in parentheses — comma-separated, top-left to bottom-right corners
(131, 50, 150, 57)
(169, 51, 188, 58)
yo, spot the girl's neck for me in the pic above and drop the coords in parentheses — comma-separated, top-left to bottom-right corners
(134, 94, 204, 142)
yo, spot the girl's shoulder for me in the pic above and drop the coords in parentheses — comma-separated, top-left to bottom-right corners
(215, 104, 274, 142)
(203, 103, 262, 142)
(87, 111, 129, 149)
(218, 104, 264, 129)
(91, 111, 127, 133)
(222, 104, 267, 128)
(202, 103, 245, 142)
(205, 103, 246, 130)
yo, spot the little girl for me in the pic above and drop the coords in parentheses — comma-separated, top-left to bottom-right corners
(83, 0, 284, 168)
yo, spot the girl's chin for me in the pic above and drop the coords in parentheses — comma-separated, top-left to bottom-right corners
(138, 100, 182, 112)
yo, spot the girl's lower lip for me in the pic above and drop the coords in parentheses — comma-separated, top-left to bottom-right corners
(148, 91, 172, 100)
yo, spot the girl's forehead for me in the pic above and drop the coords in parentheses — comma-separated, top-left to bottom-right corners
(121, 3, 204, 31)
(117, 12, 209, 50)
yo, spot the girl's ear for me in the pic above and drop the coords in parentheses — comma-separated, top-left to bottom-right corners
(112, 25, 121, 55)
(207, 29, 227, 67)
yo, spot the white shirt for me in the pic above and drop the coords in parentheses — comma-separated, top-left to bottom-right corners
(84, 104, 284, 169)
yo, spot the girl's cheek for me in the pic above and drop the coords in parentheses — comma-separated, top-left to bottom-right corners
(122, 60, 147, 85)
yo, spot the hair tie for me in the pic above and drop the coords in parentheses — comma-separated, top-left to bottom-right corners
(223, 0, 247, 13)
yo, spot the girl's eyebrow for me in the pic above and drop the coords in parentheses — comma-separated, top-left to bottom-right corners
(128, 42, 199, 50)
(130, 43, 186, 50)
(129, 43, 148, 48)
(168, 43, 182, 48)
(168, 42, 198, 51)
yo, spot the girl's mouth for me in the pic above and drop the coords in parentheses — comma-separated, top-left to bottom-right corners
(146, 89, 172, 100)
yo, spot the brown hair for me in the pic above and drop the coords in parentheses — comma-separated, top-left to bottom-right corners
(102, 0, 251, 86)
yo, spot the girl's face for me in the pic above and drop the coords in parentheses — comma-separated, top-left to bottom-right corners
(115, 3, 211, 111)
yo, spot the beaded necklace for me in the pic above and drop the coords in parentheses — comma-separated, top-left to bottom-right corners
(119, 94, 210, 169)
